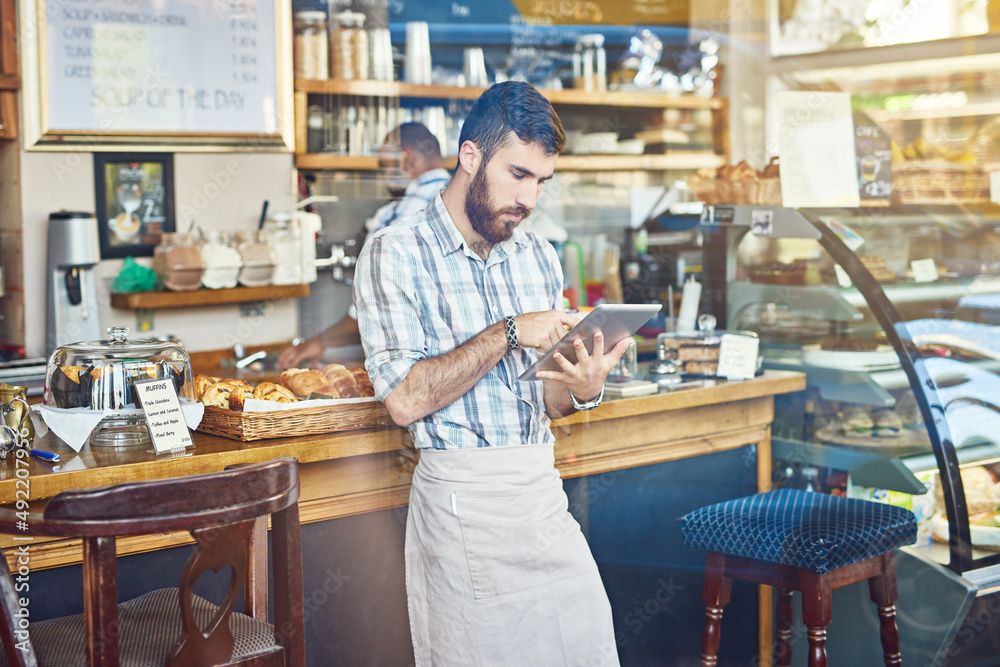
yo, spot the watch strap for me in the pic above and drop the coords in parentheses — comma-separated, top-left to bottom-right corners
(503, 316, 518, 350)
(569, 385, 604, 411)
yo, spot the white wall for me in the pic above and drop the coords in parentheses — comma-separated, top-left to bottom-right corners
(20, 150, 297, 357)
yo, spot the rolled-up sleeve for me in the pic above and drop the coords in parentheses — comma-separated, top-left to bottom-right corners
(354, 233, 426, 401)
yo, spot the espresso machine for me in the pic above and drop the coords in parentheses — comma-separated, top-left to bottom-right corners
(46, 211, 102, 355)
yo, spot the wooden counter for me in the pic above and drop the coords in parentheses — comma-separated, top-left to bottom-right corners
(0, 371, 804, 572)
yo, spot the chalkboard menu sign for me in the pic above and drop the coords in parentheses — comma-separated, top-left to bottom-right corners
(854, 111, 892, 203)
(20, 0, 293, 150)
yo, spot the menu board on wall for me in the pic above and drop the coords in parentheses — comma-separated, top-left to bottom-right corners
(22, 0, 292, 149)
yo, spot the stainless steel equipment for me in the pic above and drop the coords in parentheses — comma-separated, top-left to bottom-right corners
(46, 211, 102, 355)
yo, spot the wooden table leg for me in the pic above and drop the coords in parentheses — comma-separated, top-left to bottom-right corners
(757, 426, 773, 667)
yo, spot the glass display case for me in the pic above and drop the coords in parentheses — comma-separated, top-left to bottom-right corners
(701, 202, 1000, 664)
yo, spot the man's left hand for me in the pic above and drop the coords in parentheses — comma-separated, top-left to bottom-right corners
(535, 331, 632, 402)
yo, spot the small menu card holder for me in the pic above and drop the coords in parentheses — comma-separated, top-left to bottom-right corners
(133, 378, 194, 456)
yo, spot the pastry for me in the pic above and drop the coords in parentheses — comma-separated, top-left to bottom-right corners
(228, 385, 253, 412)
(50, 365, 93, 408)
(350, 368, 375, 397)
(201, 380, 245, 410)
(684, 360, 718, 375)
(281, 368, 336, 397)
(192, 374, 221, 401)
(322, 363, 361, 399)
(678, 342, 721, 361)
(252, 382, 298, 404)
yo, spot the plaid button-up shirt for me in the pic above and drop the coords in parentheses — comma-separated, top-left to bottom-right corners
(354, 193, 563, 449)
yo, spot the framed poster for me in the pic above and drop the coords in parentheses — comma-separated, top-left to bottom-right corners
(94, 153, 175, 259)
(19, 0, 292, 150)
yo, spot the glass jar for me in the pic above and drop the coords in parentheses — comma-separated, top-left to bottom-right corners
(43, 326, 195, 448)
(199, 230, 243, 289)
(153, 232, 205, 292)
(573, 34, 607, 92)
(235, 230, 276, 287)
(330, 11, 368, 80)
(263, 215, 303, 285)
(293, 10, 329, 80)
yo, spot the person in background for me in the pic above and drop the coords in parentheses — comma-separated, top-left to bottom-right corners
(354, 82, 629, 666)
(278, 122, 450, 370)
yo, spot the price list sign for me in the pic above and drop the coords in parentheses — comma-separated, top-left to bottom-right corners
(28, 0, 290, 146)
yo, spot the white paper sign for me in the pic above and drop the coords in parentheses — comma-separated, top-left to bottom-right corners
(134, 378, 193, 454)
(911, 258, 939, 283)
(717, 334, 760, 380)
(777, 92, 860, 208)
(834, 264, 853, 288)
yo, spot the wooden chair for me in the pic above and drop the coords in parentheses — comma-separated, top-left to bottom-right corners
(0, 457, 304, 667)
(681, 489, 916, 667)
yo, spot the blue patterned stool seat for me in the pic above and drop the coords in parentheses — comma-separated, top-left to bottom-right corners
(680, 489, 917, 574)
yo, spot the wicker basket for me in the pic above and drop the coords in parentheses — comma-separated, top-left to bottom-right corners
(758, 178, 782, 206)
(893, 160, 990, 204)
(688, 175, 721, 204)
(197, 400, 395, 441)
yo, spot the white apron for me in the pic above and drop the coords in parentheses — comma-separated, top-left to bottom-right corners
(406, 443, 620, 667)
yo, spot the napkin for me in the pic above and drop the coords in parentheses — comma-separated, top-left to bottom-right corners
(35, 402, 205, 453)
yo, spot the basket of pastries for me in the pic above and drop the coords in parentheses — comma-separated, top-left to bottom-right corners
(687, 158, 782, 206)
(195, 363, 393, 441)
(892, 139, 989, 204)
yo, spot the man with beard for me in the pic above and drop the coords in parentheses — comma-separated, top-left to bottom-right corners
(354, 82, 629, 666)
(278, 122, 450, 369)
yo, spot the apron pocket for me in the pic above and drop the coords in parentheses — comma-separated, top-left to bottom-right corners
(455, 486, 597, 600)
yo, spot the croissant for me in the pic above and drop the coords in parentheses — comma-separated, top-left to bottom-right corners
(349, 368, 375, 397)
(201, 380, 245, 409)
(192, 374, 222, 401)
(252, 382, 298, 404)
(281, 368, 336, 397)
(322, 363, 360, 399)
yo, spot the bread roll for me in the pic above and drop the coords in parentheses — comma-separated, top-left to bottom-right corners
(349, 368, 375, 397)
(281, 368, 336, 397)
(252, 382, 298, 404)
(193, 374, 221, 401)
(322, 363, 360, 399)
(200, 380, 244, 409)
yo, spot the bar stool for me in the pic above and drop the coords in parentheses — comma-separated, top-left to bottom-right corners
(680, 489, 916, 667)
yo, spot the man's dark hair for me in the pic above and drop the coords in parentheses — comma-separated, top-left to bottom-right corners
(398, 122, 442, 160)
(458, 81, 565, 164)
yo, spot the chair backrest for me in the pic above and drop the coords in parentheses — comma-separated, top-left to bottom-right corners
(0, 457, 304, 667)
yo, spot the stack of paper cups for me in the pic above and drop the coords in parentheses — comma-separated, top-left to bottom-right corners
(370, 28, 394, 81)
(405, 21, 432, 84)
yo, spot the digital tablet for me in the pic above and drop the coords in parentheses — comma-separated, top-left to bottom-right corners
(517, 303, 662, 381)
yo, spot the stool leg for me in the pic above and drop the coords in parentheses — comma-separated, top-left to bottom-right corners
(701, 551, 732, 667)
(801, 572, 832, 667)
(775, 588, 793, 667)
(868, 553, 902, 667)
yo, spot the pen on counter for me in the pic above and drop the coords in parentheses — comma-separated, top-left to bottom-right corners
(30, 449, 61, 471)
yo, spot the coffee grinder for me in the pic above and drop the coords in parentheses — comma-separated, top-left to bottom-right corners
(46, 211, 102, 355)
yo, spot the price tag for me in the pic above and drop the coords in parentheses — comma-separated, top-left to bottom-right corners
(833, 264, 853, 288)
(910, 258, 938, 283)
(134, 378, 193, 455)
(717, 334, 760, 380)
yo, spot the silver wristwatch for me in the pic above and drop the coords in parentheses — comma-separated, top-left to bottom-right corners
(568, 385, 604, 411)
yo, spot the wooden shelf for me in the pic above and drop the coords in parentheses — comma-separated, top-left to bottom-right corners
(296, 152, 724, 172)
(295, 79, 726, 110)
(111, 284, 310, 310)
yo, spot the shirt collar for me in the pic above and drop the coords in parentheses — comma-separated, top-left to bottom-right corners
(426, 194, 529, 260)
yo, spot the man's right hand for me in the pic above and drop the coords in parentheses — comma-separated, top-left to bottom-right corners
(514, 310, 581, 352)
(278, 337, 325, 370)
